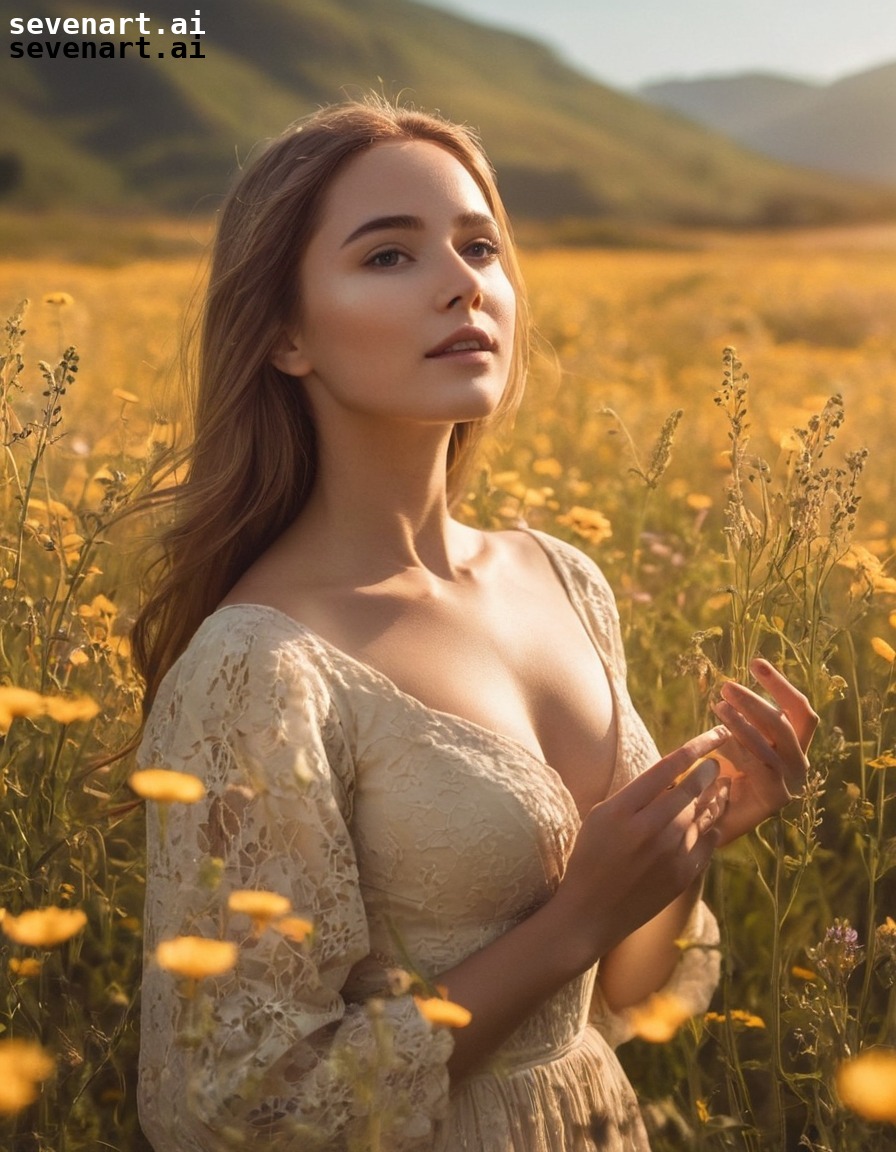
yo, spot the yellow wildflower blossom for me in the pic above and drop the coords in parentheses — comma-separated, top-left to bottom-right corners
(227, 890, 292, 933)
(129, 767, 206, 804)
(0, 1040, 55, 1115)
(43, 695, 101, 725)
(791, 966, 818, 982)
(9, 958, 42, 978)
(0, 687, 46, 733)
(627, 992, 692, 1042)
(556, 505, 613, 546)
(414, 995, 472, 1029)
(836, 1049, 896, 1123)
(274, 916, 314, 943)
(155, 936, 237, 980)
(871, 637, 896, 664)
(1, 907, 87, 948)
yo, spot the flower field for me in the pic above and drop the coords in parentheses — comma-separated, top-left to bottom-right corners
(1, 224, 895, 1150)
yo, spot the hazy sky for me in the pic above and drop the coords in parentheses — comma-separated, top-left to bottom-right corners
(422, 0, 896, 89)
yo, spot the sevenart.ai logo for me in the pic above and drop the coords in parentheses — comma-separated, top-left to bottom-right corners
(9, 9, 207, 59)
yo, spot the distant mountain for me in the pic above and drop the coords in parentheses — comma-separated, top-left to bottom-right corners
(1, 0, 894, 229)
(641, 62, 896, 186)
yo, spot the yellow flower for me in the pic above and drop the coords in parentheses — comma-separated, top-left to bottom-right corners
(1, 907, 87, 948)
(68, 649, 90, 668)
(695, 1098, 710, 1124)
(532, 457, 564, 479)
(686, 493, 713, 511)
(129, 767, 206, 804)
(155, 936, 237, 980)
(0, 1040, 55, 1115)
(227, 890, 292, 933)
(556, 505, 613, 546)
(273, 916, 314, 943)
(871, 637, 896, 664)
(836, 1049, 896, 1123)
(9, 958, 42, 978)
(414, 995, 472, 1029)
(42, 292, 73, 307)
(0, 687, 46, 734)
(791, 966, 818, 982)
(868, 753, 896, 771)
(43, 695, 101, 725)
(627, 992, 693, 1042)
(704, 1009, 766, 1029)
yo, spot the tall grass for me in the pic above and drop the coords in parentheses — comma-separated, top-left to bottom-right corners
(2, 234, 895, 1148)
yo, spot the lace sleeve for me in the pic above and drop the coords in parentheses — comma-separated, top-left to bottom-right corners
(137, 611, 452, 1152)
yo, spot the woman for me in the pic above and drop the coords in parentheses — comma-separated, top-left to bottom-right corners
(134, 97, 817, 1151)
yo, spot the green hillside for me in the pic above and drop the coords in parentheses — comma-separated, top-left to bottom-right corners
(2, 0, 895, 229)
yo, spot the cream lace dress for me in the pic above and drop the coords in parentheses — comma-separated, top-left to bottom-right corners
(137, 530, 720, 1151)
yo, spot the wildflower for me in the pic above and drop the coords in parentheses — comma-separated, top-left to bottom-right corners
(810, 919, 864, 980)
(556, 506, 613, 546)
(414, 994, 472, 1029)
(9, 958, 42, 978)
(686, 493, 713, 511)
(274, 916, 314, 943)
(871, 637, 896, 664)
(868, 752, 896, 770)
(0, 1040, 55, 1115)
(627, 992, 692, 1042)
(836, 1049, 896, 1123)
(791, 966, 818, 982)
(1, 906, 87, 948)
(129, 767, 206, 804)
(704, 1009, 766, 1030)
(43, 695, 100, 725)
(0, 687, 46, 734)
(155, 936, 237, 980)
(695, 1098, 710, 1124)
(227, 889, 292, 934)
(532, 457, 564, 479)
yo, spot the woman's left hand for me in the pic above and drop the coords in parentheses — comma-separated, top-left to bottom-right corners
(707, 658, 819, 847)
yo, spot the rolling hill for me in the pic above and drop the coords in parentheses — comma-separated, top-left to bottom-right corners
(642, 62, 896, 187)
(2, 0, 894, 230)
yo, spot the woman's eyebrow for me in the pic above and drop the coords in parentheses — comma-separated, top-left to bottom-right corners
(341, 211, 498, 248)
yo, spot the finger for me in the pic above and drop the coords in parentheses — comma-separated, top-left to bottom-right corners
(750, 659, 819, 748)
(712, 696, 785, 767)
(717, 680, 807, 762)
(615, 726, 730, 813)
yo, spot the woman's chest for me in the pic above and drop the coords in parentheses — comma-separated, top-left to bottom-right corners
(335, 581, 618, 818)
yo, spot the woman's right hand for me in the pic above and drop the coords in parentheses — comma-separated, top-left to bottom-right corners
(556, 725, 731, 966)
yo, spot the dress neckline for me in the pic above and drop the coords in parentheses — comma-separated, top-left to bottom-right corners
(208, 528, 622, 818)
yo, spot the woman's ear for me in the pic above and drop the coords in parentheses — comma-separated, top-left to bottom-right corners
(271, 330, 312, 378)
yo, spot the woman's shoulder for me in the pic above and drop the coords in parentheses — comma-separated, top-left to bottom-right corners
(500, 527, 616, 604)
(150, 604, 335, 723)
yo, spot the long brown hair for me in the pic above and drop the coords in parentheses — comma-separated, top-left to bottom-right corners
(132, 95, 531, 715)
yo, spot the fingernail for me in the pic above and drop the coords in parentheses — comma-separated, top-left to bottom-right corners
(752, 658, 772, 676)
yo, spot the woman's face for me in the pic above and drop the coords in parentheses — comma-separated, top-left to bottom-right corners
(275, 139, 516, 431)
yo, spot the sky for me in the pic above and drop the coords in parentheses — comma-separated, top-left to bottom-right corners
(421, 0, 896, 90)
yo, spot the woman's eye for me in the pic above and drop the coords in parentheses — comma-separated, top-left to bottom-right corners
(367, 249, 407, 268)
(465, 239, 502, 261)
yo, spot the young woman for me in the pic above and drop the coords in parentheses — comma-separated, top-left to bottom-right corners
(134, 97, 817, 1151)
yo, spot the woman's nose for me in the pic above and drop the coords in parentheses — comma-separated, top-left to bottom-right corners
(439, 252, 484, 311)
